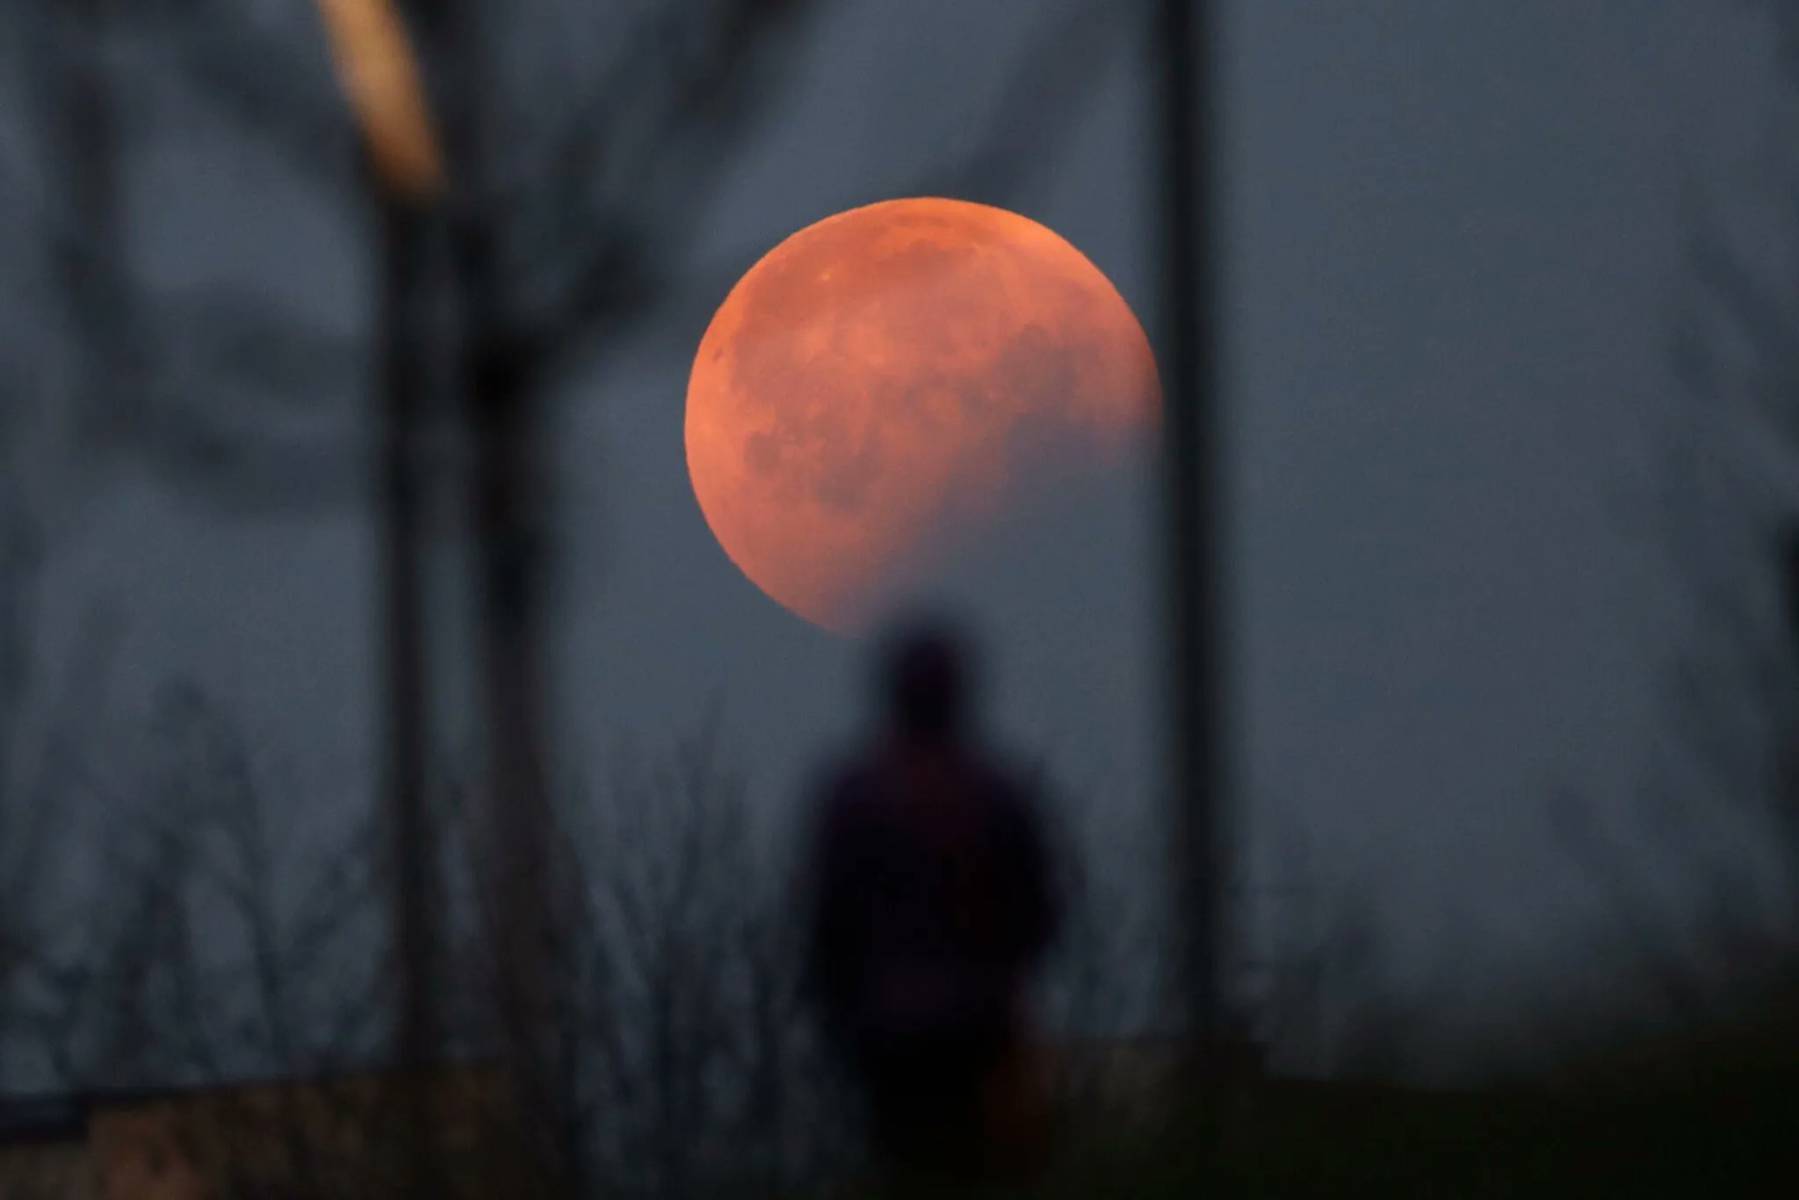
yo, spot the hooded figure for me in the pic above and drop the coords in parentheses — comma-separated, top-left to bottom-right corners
(801, 620, 1062, 1177)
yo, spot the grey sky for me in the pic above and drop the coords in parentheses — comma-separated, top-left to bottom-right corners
(8, 1, 1786, 1074)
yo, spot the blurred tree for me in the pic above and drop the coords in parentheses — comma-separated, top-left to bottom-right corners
(1556, 0, 1799, 1027)
(12, 686, 874, 1196)
(0, 0, 1160, 1190)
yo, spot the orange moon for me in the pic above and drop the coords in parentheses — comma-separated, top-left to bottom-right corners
(685, 197, 1160, 633)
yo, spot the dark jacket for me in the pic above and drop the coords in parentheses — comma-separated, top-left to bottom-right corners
(801, 742, 1061, 1048)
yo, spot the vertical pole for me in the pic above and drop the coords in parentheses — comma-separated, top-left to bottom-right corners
(378, 192, 441, 1198)
(438, 4, 567, 1186)
(1782, 528, 1799, 932)
(314, 1, 450, 1190)
(0, 0, 119, 1092)
(1784, 529, 1799, 648)
(469, 335, 565, 1192)
(1156, 0, 1225, 1065)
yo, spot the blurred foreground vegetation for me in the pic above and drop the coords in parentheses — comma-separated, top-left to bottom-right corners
(1028, 1013, 1795, 1198)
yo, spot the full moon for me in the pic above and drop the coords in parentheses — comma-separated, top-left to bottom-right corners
(685, 197, 1160, 633)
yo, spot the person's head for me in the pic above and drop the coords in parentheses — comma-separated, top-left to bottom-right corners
(877, 618, 976, 742)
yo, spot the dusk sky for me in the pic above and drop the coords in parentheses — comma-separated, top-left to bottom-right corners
(7, 1, 1788, 1075)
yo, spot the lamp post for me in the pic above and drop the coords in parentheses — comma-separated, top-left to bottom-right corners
(315, 3, 444, 1194)
(1156, 0, 1227, 1070)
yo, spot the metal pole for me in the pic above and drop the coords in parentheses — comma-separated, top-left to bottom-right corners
(466, 315, 564, 1190)
(377, 192, 442, 1198)
(438, 4, 568, 1187)
(1157, 0, 1226, 1065)
(314, 1, 449, 1189)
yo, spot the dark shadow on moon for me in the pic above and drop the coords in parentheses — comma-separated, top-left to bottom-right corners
(864, 442, 1160, 730)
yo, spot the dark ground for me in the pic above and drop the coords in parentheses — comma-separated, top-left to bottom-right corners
(859, 1001, 1797, 1199)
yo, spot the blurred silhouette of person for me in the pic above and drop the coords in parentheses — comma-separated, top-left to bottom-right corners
(800, 618, 1062, 1182)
